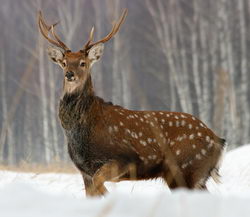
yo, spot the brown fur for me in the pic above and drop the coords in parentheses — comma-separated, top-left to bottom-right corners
(58, 72, 226, 196)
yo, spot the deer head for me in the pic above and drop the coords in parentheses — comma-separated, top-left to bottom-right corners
(38, 10, 127, 94)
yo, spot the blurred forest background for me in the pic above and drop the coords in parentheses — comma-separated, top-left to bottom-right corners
(0, 0, 250, 165)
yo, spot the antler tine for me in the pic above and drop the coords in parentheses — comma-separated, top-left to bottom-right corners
(84, 27, 95, 49)
(38, 11, 70, 51)
(85, 9, 128, 50)
(51, 25, 70, 51)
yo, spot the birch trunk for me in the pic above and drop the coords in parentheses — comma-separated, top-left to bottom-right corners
(38, 36, 50, 163)
(238, 0, 250, 144)
(0, 52, 7, 163)
(48, 63, 59, 160)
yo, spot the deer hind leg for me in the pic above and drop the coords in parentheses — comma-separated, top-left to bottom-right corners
(92, 161, 129, 197)
(162, 160, 188, 189)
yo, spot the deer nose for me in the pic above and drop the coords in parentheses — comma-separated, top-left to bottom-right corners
(65, 71, 74, 79)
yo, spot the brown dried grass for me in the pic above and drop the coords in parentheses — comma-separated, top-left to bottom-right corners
(0, 162, 78, 174)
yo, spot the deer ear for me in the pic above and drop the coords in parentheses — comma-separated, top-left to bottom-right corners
(88, 43, 104, 65)
(47, 47, 64, 64)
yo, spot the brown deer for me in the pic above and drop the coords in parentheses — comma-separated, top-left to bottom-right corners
(38, 9, 226, 197)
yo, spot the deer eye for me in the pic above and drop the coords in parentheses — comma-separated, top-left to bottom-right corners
(80, 61, 85, 67)
(61, 61, 66, 68)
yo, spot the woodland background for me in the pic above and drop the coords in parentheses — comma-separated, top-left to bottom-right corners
(0, 0, 250, 165)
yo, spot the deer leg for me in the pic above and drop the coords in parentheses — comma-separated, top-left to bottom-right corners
(162, 161, 188, 189)
(82, 174, 108, 197)
(92, 161, 129, 196)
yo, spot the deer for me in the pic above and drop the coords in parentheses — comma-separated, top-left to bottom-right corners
(38, 9, 226, 197)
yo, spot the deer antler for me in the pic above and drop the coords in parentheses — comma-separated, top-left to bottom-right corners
(38, 11, 70, 52)
(84, 9, 128, 51)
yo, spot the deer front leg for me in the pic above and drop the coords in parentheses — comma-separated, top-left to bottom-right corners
(82, 175, 108, 197)
(92, 161, 129, 196)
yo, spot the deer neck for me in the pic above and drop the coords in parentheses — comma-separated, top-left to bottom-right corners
(59, 76, 96, 130)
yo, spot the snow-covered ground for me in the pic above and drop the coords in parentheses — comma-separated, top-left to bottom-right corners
(1, 145, 250, 217)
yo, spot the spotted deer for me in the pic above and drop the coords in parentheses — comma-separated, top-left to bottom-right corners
(38, 9, 226, 197)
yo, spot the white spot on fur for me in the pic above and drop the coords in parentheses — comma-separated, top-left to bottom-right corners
(150, 122, 155, 127)
(192, 117, 196, 120)
(208, 142, 213, 149)
(181, 163, 188, 169)
(129, 115, 135, 119)
(189, 134, 194, 140)
(140, 118, 144, 122)
(152, 112, 156, 115)
(200, 123, 206, 128)
(161, 119, 165, 123)
(176, 136, 183, 141)
(196, 154, 202, 160)
(197, 132, 202, 137)
(140, 156, 145, 161)
(166, 114, 170, 117)
(119, 121, 124, 126)
(176, 121, 180, 127)
(188, 124, 192, 129)
(139, 132, 143, 137)
(131, 132, 138, 139)
(192, 144, 196, 149)
(175, 115, 179, 119)
(181, 114, 187, 118)
(134, 114, 138, 118)
(113, 126, 119, 132)
(165, 132, 168, 137)
(206, 136, 210, 142)
(122, 139, 128, 144)
(201, 149, 207, 155)
(125, 129, 131, 134)
(181, 120, 186, 126)
(147, 138, 152, 143)
(108, 126, 113, 133)
(140, 140, 147, 146)
(160, 133, 164, 138)
(154, 117, 158, 121)
(169, 121, 173, 127)
(176, 150, 181, 155)
(159, 112, 164, 115)
(160, 125, 164, 129)
(170, 141, 175, 146)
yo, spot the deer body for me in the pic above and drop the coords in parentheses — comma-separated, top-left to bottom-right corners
(38, 9, 226, 197)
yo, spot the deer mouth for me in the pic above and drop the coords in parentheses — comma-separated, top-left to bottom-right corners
(67, 77, 75, 82)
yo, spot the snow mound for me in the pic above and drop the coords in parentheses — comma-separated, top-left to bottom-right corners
(2, 183, 250, 217)
(1, 145, 250, 217)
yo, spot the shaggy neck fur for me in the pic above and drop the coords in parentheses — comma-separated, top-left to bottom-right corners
(59, 76, 96, 130)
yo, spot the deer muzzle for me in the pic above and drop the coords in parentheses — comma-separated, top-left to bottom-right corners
(65, 71, 75, 81)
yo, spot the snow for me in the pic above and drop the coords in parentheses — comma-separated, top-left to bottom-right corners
(1, 145, 250, 217)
